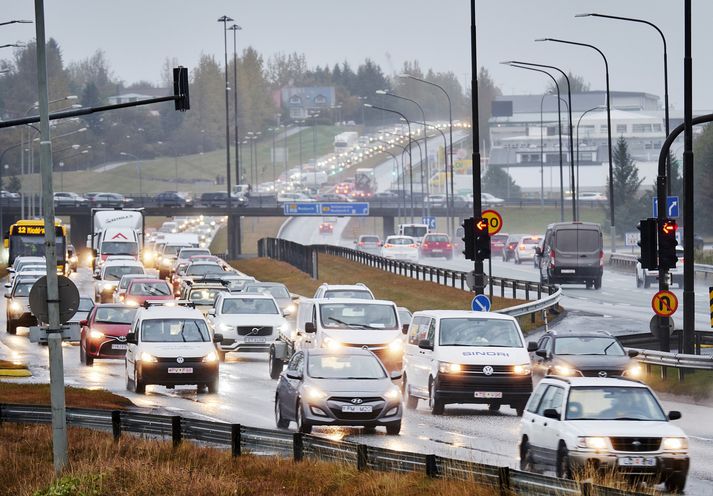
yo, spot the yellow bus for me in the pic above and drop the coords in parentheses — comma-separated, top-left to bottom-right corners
(5, 219, 69, 274)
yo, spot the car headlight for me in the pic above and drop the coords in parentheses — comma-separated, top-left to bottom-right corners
(662, 437, 688, 451)
(438, 361, 462, 374)
(304, 385, 327, 401)
(278, 322, 289, 333)
(140, 352, 157, 363)
(578, 436, 610, 451)
(70, 255, 78, 263)
(162, 258, 172, 266)
(322, 336, 342, 350)
(384, 386, 401, 401)
(623, 365, 643, 378)
(513, 364, 532, 375)
(89, 329, 105, 340)
(285, 303, 297, 315)
(218, 323, 233, 332)
(9, 301, 22, 313)
(388, 339, 403, 354)
(553, 364, 581, 377)
(202, 351, 218, 363)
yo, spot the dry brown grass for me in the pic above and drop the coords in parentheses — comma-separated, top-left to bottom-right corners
(0, 383, 132, 410)
(0, 423, 494, 496)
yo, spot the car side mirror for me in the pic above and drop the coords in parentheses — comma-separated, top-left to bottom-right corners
(126, 332, 137, 344)
(207, 309, 215, 316)
(4, 283, 10, 288)
(286, 370, 302, 380)
(4, 293, 10, 298)
(543, 408, 560, 420)
(418, 339, 433, 351)
(390, 370, 402, 380)
(353, 240, 357, 244)
(527, 341, 538, 352)
(93, 274, 100, 280)
(79, 320, 88, 327)
(668, 410, 682, 421)
(627, 349, 639, 358)
(213, 333, 223, 343)
(535, 349, 548, 359)
(534, 247, 542, 255)
(401, 324, 409, 335)
(305, 322, 316, 334)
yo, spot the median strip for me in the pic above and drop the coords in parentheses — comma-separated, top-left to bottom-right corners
(0, 359, 31, 378)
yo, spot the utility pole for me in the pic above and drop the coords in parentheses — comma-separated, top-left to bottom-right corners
(682, 0, 694, 354)
(470, 1, 484, 295)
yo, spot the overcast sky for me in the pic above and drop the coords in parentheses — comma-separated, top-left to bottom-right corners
(3, 1, 713, 110)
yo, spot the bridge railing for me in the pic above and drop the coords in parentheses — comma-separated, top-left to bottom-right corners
(609, 252, 713, 279)
(0, 404, 650, 496)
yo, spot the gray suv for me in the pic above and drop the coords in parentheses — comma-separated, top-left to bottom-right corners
(537, 222, 603, 289)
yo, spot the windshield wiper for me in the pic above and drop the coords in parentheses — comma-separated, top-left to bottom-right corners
(327, 317, 379, 329)
(613, 417, 648, 421)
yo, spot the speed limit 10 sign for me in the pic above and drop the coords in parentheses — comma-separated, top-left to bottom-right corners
(481, 209, 503, 235)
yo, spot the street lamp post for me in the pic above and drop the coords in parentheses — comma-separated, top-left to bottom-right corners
(228, 23, 242, 188)
(575, 106, 605, 200)
(378, 139, 411, 220)
(217, 15, 234, 216)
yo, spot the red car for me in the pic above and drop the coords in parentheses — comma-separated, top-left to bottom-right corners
(80, 304, 138, 365)
(490, 233, 509, 256)
(124, 278, 173, 307)
(419, 233, 453, 259)
(319, 222, 334, 234)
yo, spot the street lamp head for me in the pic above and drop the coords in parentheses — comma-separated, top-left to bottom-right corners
(534, 38, 550, 42)
(574, 13, 595, 18)
(397, 73, 412, 79)
(227, 24, 242, 31)
(363, 103, 373, 108)
(66, 95, 78, 100)
(375, 89, 388, 95)
(77, 127, 87, 133)
(217, 15, 234, 22)
(119, 152, 127, 156)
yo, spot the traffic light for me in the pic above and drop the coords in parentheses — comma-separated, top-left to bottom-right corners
(462, 217, 475, 260)
(474, 217, 491, 261)
(658, 218, 678, 270)
(637, 218, 658, 270)
(173, 66, 190, 111)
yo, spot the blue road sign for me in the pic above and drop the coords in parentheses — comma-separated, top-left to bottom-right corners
(652, 196, 679, 219)
(319, 202, 369, 216)
(471, 294, 491, 312)
(283, 202, 320, 216)
(422, 216, 436, 230)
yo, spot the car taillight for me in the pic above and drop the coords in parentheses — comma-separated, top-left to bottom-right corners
(549, 249, 556, 268)
(599, 249, 604, 267)
(446, 243, 452, 248)
(358, 242, 365, 246)
(422, 243, 429, 248)
(384, 244, 393, 248)
(410, 244, 417, 248)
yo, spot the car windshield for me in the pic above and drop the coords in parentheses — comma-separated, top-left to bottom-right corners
(308, 354, 386, 379)
(164, 245, 191, 256)
(179, 249, 209, 259)
(398, 309, 412, 324)
(323, 290, 373, 300)
(101, 242, 138, 256)
(387, 237, 414, 246)
(426, 235, 449, 243)
(492, 235, 508, 243)
(556, 229, 600, 252)
(555, 337, 626, 356)
(439, 318, 523, 347)
(13, 282, 34, 296)
(129, 281, 172, 296)
(186, 264, 224, 276)
(119, 276, 142, 290)
(103, 266, 144, 281)
(189, 288, 226, 305)
(78, 299, 94, 311)
(566, 387, 667, 421)
(521, 237, 540, 245)
(141, 319, 210, 342)
(402, 226, 427, 238)
(221, 298, 278, 314)
(361, 236, 379, 243)
(320, 303, 397, 329)
(95, 307, 137, 324)
(246, 285, 290, 299)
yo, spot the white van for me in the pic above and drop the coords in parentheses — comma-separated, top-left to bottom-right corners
(402, 310, 534, 416)
(398, 223, 429, 244)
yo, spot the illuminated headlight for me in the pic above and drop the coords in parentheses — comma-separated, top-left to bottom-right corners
(438, 362, 462, 374)
(553, 365, 580, 377)
(69, 255, 78, 263)
(89, 329, 105, 340)
(623, 365, 643, 378)
(85, 254, 94, 264)
(278, 322, 289, 333)
(103, 283, 114, 291)
(140, 352, 157, 363)
(162, 258, 172, 266)
(9, 301, 22, 313)
(578, 436, 610, 451)
(387, 339, 404, 354)
(662, 437, 688, 451)
(305, 385, 327, 401)
(143, 252, 155, 262)
(513, 364, 532, 375)
(384, 386, 401, 401)
(125, 299, 138, 307)
(202, 351, 218, 363)
(322, 336, 342, 350)
(285, 303, 297, 314)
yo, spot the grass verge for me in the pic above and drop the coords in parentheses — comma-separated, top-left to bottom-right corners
(644, 365, 713, 402)
(0, 359, 31, 378)
(0, 383, 132, 410)
(1, 423, 493, 496)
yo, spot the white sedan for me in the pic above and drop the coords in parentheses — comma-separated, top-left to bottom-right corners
(380, 236, 419, 262)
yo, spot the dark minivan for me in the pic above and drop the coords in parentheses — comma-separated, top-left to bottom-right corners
(537, 222, 603, 289)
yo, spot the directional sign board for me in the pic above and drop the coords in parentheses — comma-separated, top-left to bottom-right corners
(652, 290, 678, 317)
(625, 232, 640, 247)
(422, 216, 436, 230)
(320, 202, 369, 216)
(652, 196, 680, 219)
(471, 294, 491, 312)
(283, 202, 320, 216)
(481, 209, 503, 235)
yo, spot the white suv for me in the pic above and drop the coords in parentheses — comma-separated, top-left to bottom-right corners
(636, 246, 684, 288)
(519, 376, 689, 493)
(313, 283, 374, 300)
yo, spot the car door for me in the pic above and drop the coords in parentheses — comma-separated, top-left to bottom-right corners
(125, 320, 141, 380)
(532, 336, 551, 380)
(403, 316, 424, 391)
(281, 352, 304, 419)
(532, 385, 565, 465)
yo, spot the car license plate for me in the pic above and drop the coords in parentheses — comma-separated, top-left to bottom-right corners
(245, 336, 267, 343)
(474, 392, 502, 398)
(432, 249, 442, 253)
(617, 457, 656, 467)
(341, 405, 373, 413)
(111, 344, 127, 350)
(560, 269, 576, 274)
(167, 367, 193, 374)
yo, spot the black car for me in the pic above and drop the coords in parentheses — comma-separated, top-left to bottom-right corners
(200, 191, 248, 208)
(529, 330, 640, 380)
(155, 191, 192, 208)
(91, 192, 130, 208)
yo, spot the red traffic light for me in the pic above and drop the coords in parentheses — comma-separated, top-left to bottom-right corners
(475, 219, 488, 232)
(661, 220, 677, 235)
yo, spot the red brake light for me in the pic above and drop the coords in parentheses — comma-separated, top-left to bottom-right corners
(599, 249, 604, 267)
(549, 249, 556, 268)
(410, 244, 417, 248)
(422, 243, 429, 248)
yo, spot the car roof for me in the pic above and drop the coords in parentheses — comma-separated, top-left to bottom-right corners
(319, 283, 370, 291)
(313, 298, 395, 306)
(221, 293, 275, 300)
(138, 305, 204, 320)
(543, 376, 648, 388)
(412, 310, 517, 322)
(103, 260, 143, 267)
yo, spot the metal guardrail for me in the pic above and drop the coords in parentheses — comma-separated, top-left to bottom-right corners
(0, 404, 649, 496)
(257, 238, 562, 321)
(610, 253, 713, 278)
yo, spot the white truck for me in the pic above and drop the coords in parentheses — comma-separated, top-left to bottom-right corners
(333, 131, 359, 155)
(88, 209, 144, 272)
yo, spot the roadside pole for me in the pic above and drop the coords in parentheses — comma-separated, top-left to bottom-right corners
(34, 0, 67, 471)
(470, 1, 484, 295)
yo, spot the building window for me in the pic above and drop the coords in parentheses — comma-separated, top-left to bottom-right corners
(600, 125, 608, 133)
(632, 124, 653, 133)
(653, 124, 662, 132)
(314, 94, 327, 105)
(289, 95, 301, 104)
(616, 124, 627, 134)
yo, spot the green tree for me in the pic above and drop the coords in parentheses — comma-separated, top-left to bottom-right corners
(476, 67, 502, 149)
(693, 123, 713, 234)
(606, 136, 646, 234)
(482, 165, 520, 199)
(6, 175, 21, 193)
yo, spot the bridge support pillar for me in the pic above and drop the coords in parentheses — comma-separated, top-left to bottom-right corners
(383, 216, 395, 238)
(69, 213, 92, 251)
(228, 214, 242, 259)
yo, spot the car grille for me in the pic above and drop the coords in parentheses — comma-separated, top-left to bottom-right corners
(237, 326, 273, 336)
(580, 369, 625, 378)
(221, 338, 236, 346)
(610, 437, 661, 452)
(460, 364, 518, 375)
(438, 374, 532, 394)
(155, 356, 204, 363)
(326, 397, 385, 421)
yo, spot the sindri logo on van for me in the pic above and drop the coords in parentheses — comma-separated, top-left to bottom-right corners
(462, 351, 510, 357)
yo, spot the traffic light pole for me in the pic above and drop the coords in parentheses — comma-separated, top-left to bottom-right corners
(470, 1, 485, 296)
(681, 0, 694, 355)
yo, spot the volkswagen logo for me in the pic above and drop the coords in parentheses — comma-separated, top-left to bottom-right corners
(116, 336, 126, 342)
(598, 371, 607, 378)
(351, 398, 363, 404)
(483, 366, 494, 376)
(176, 357, 184, 364)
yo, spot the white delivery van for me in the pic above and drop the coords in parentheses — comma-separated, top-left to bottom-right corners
(398, 223, 429, 244)
(402, 310, 534, 416)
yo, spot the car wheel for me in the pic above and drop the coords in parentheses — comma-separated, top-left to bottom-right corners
(269, 348, 283, 380)
(556, 443, 572, 479)
(80, 343, 93, 366)
(275, 394, 289, 428)
(664, 473, 687, 493)
(520, 438, 534, 472)
(643, 277, 651, 289)
(593, 277, 602, 290)
(296, 401, 312, 434)
(207, 376, 219, 394)
(585, 280, 593, 289)
(428, 378, 444, 415)
(134, 367, 146, 394)
(402, 374, 418, 410)
(488, 403, 501, 412)
(515, 404, 526, 417)
(515, 255, 521, 265)
(7, 318, 16, 335)
(386, 422, 401, 436)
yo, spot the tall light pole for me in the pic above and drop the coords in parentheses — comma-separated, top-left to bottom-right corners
(0, 19, 32, 27)
(217, 15, 233, 215)
(575, 106, 605, 200)
(228, 23, 242, 187)
(296, 120, 304, 185)
(576, 13, 671, 195)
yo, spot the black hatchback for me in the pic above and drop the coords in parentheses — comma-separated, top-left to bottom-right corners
(200, 192, 247, 207)
(156, 191, 192, 208)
